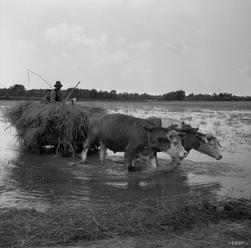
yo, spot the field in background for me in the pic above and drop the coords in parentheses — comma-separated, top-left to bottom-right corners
(0, 100, 251, 247)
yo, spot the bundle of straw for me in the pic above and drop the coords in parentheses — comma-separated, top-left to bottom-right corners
(5, 101, 105, 157)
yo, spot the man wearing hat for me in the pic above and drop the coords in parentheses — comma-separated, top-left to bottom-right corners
(51, 81, 63, 102)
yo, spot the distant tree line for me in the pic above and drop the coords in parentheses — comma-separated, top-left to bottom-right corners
(0, 84, 250, 101)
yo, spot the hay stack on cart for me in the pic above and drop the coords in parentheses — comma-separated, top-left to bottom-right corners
(5, 101, 105, 158)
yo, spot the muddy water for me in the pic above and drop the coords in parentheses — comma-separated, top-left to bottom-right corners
(0, 100, 250, 211)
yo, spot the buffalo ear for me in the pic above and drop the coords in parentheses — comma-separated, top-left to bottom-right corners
(166, 130, 178, 142)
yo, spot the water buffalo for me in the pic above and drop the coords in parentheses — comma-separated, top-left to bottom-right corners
(146, 117, 222, 164)
(81, 114, 188, 170)
(181, 131, 222, 160)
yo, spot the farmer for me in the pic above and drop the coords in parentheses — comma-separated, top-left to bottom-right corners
(41, 89, 51, 103)
(51, 81, 63, 102)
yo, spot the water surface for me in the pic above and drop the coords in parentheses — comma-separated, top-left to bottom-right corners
(0, 100, 250, 211)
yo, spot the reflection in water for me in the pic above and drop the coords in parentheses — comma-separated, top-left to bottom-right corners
(0, 101, 251, 211)
(4, 153, 93, 210)
(0, 151, 221, 211)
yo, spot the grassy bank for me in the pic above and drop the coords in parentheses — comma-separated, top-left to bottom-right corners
(0, 197, 250, 247)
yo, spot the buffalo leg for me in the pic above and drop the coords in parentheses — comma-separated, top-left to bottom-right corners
(126, 147, 137, 171)
(81, 137, 92, 163)
(150, 150, 158, 168)
(167, 162, 180, 172)
(150, 157, 158, 168)
(171, 156, 181, 166)
(100, 141, 107, 164)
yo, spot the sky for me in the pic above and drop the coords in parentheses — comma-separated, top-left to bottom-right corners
(0, 0, 251, 95)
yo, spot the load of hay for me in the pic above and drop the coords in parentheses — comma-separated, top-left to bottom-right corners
(5, 101, 105, 158)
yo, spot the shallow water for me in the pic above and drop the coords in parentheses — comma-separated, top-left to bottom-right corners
(0, 100, 251, 211)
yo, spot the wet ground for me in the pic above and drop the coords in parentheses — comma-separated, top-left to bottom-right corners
(0, 100, 250, 211)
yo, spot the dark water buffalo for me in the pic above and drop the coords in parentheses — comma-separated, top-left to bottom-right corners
(146, 117, 222, 164)
(81, 114, 188, 170)
(182, 131, 222, 160)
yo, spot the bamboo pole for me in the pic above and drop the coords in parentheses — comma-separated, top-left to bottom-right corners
(65, 81, 80, 102)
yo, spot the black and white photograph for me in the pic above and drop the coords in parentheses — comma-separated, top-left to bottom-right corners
(0, 0, 251, 247)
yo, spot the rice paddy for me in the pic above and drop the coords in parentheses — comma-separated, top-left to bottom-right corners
(0, 100, 251, 247)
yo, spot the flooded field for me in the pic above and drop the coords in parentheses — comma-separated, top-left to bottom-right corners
(0, 100, 251, 212)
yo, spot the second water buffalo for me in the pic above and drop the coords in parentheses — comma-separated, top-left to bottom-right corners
(147, 117, 222, 165)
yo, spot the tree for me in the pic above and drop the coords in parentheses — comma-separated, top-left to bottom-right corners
(175, 90, 185, 100)
(163, 90, 186, 101)
(89, 89, 98, 99)
(9, 84, 26, 96)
